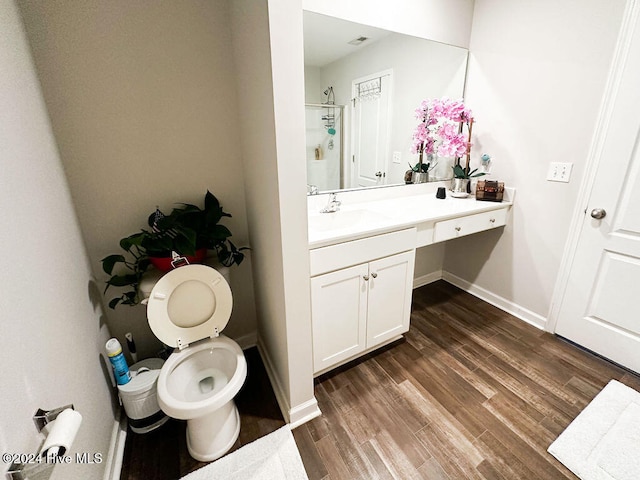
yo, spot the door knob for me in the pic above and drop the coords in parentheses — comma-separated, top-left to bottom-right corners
(375, 171, 383, 178)
(590, 208, 606, 219)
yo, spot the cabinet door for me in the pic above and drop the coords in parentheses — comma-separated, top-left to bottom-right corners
(310, 263, 369, 373)
(366, 250, 415, 347)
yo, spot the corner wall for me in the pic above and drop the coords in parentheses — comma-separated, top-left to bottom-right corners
(444, 0, 626, 327)
(17, 0, 257, 358)
(1, 1, 114, 477)
(229, 0, 318, 425)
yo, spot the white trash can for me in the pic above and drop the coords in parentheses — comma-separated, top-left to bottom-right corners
(117, 358, 168, 433)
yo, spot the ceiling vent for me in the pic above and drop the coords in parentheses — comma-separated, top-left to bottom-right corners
(348, 36, 369, 46)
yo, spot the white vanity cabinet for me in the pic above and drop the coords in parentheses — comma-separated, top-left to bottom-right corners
(433, 208, 508, 243)
(307, 189, 514, 375)
(309, 229, 416, 375)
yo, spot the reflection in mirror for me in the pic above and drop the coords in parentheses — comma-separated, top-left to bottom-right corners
(303, 11, 469, 194)
(306, 103, 344, 192)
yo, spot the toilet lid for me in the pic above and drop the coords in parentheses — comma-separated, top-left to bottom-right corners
(147, 264, 232, 349)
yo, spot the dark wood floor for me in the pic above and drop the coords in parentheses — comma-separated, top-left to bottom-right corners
(121, 281, 640, 479)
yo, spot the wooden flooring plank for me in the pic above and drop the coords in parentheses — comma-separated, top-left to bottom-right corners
(397, 372, 483, 445)
(414, 424, 485, 480)
(360, 441, 396, 480)
(343, 364, 431, 469)
(357, 360, 432, 433)
(417, 457, 451, 480)
(315, 434, 353, 480)
(292, 425, 328, 480)
(482, 392, 558, 452)
(476, 459, 508, 480)
(328, 382, 380, 444)
(470, 402, 575, 480)
(399, 350, 488, 439)
(327, 422, 381, 480)
(474, 430, 548, 480)
(369, 430, 425, 480)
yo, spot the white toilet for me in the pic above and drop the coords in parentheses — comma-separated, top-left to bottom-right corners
(143, 264, 247, 462)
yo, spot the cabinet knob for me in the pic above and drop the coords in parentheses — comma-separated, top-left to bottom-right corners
(371, 272, 378, 278)
(490, 218, 496, 223)
(455, 226, 461, 232)
(363, 274, 369, 281)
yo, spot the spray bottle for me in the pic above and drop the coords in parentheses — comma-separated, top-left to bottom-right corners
(106, 338, 131, 385)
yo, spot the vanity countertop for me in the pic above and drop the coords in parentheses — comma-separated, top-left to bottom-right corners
(308, 186, 514, 249)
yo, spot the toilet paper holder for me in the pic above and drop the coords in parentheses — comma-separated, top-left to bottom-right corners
(33, 404, 75, 432)
(5, 404, 76, 480)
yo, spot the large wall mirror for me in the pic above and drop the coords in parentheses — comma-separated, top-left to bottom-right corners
(304, 11, 469, 194)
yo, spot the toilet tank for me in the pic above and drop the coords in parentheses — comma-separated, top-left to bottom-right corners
(139, 258, 231, 302)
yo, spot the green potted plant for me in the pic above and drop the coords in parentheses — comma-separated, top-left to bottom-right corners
(452, 163, 486, 179)
(101, 190, 247, 309)
(404, 157, 437, 184)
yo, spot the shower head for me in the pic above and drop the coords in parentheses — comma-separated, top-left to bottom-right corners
(324, 86, 335, 105)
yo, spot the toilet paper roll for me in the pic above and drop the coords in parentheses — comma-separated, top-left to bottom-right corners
(41, 408, 82, 457)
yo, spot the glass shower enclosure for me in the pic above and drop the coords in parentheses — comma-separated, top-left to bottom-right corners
(305, 103, 344, 193)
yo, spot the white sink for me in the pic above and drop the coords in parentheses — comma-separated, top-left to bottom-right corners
(308, 209, 391, 233)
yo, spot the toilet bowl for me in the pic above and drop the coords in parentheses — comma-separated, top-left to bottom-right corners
(144, 264, 247, 462)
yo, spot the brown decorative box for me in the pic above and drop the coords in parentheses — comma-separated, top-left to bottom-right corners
(476, 180, 504, 202)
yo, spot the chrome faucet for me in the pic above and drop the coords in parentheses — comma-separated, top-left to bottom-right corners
(320, 193, 341, 213)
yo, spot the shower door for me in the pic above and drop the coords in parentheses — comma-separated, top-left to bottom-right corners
(305, 104, 344, 192)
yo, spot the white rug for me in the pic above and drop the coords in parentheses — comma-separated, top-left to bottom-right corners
(180, 425, 309, 480)
(548, 379, 640, 480)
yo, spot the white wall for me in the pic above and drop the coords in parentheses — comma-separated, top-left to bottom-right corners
(229, 0, 318, 425)
(302, 0, 475, 48)
(17, 0, 257, 357)
(444, 0, 626, 327)
(0, 1, 114, 478)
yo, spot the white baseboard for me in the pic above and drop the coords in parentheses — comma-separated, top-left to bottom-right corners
(442, 271, 547, 330)
(256, 336, 289, 419)
(103, 408, 127, 480)
(413, 270, 443, 289)
(256, 336, 321, 427)
(288, 398, 322, 429)
(235, 330, 258, 350)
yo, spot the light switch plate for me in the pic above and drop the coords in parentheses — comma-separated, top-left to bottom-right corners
(392, 151, 402, 164)
(547, 162, 573, 183)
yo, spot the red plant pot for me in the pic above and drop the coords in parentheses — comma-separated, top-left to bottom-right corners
(148, 248, 208, 272)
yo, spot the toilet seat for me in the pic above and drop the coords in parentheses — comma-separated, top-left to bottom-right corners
(147, 265, 232, 350)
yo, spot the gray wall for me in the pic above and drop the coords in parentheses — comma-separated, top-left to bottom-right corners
(1, 1, 115, 477)
(444, 0, 626, 328)
(17, 0, 258, 358)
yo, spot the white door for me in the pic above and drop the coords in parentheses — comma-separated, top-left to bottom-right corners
(367, 251, 415, 347)
(310, 263, 368, 373)
(351, 72, 392, 188)
(554, 9, 640, 372)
